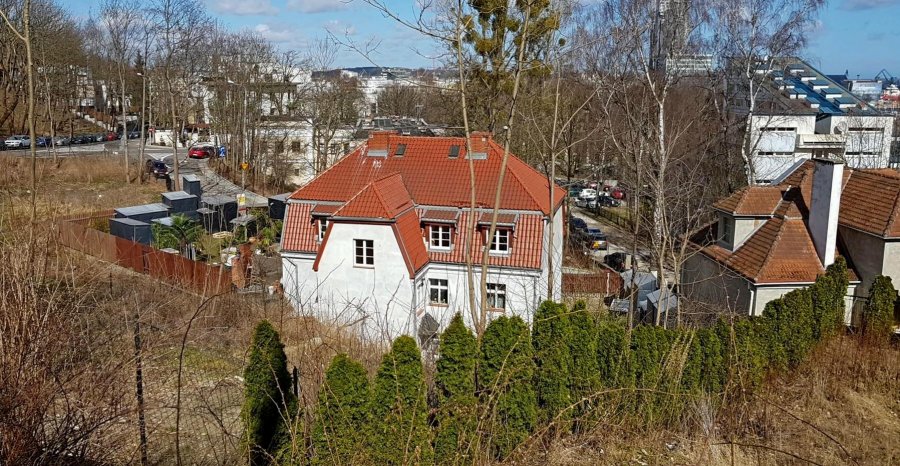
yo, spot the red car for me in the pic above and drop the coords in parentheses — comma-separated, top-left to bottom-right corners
(105, 132, 118, 141)
(188, 145, 214, 159)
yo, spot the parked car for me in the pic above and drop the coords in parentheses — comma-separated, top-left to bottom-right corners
(579, 188, 598, 200)
(584, 227, 608, 250)
(0, 137, 6, 150)
(604, 252, 627, 272)
(188, 145, 214, 159)
(127, 131, 140, 139)
(4, 135, 30, 148)
(568, 216, 588, 234)
(54, 136, 71, 146)
(610, 188, 626, 200)
(71, 135, 89, 144)
(597, 196, 621, 208)
(147, 159, 171, 179)
(105, 132, 118, 141)
(94, 133, 106, 143)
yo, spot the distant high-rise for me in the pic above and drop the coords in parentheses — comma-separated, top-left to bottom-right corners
(649, 0, 691, 73)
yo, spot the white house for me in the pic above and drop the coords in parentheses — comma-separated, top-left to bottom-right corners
(682, 157, 900, 327)
(280, 131, 565, 340)
(743, 59, 894, 183)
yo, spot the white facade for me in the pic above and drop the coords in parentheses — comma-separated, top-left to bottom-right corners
(281, 208, 563, 340)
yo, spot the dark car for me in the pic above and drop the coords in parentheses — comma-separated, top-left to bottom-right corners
(584, 227, 608, 250)
(146, 159, 171, 179)
(597, 196, 621, 208)
(127, 131, 140, 139)
(604, 252, 627, 272)
(71, 135, 89, 144)
(568, 216, 588, 234)
(188, 145, 213, 159)
(36, 136, 53, 147)
(0, 138, 6, 150)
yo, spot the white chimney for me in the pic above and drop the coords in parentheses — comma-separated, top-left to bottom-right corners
(808, 158, 844, 267)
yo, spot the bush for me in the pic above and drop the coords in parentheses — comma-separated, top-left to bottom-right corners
(311, 354, 370, 466)
(863, 275, 897, 342)
(567, 301, 601, 431)
(532, 301, 572, 429)
(478, 315, 536, 460)
(241, 320, 294, 466)
(596, 317, 631, 388)
(434, 314, 478, 466)
(368, 335, 433, 465)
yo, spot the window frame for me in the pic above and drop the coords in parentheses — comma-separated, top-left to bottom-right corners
(354, 239, 374, 267)
(316, 217, 328, 242)
(429, 278, 449, 306)
(489, 228, 511, 254)
(429, 224, 452, 250)
(486, 283, 506, 311)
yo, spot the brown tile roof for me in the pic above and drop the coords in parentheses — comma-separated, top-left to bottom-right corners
(282, 203, 318, 253)
(419, 209, 460, 223)
(332, 173, 414, 220)
(779, 161, 900, 238)
(713, 186, 785, 216)
(393, 209, 429, 277)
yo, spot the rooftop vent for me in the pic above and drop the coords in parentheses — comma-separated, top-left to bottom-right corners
(394, 143, 406, 157)
(448, 145, 460, 158)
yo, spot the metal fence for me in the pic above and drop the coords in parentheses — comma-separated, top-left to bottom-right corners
(57, 212, 232, 295)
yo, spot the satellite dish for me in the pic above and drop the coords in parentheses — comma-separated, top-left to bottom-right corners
(834, 121, 848, 134)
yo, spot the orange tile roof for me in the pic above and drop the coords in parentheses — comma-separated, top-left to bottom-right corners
(289, 134, 566, 214)
(393, 209, 429, 277)
(282, 203, 318, 253)
(713, 186, 784, 216)
(420, 209, 460, 223)
(426, 211, 545, 269)
(333, 173, 414, 220)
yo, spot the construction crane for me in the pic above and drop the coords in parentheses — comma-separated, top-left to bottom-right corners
(875, 69, 898, 86)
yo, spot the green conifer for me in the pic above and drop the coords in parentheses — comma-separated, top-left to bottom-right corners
(434, 313, 478, 466)
(478, 315, 536, 460)
(369, 336, 433, 465)
(241, 320, 294, 465)
(532, 301, 573, 429)
(311, 354, 370, 465)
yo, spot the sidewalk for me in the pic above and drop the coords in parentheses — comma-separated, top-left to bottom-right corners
(196, 160, 269, 207)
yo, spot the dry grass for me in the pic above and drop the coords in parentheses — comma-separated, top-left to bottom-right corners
(0, 154, 165, 221)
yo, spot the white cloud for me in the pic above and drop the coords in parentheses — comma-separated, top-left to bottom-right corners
(209, 0, 278, 15)
(324, 19, 357, 36)
(255, 23, 296, 43)
(287, 0, 351, 13)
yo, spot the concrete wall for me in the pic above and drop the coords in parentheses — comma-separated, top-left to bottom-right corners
(541, 208, 564, 302)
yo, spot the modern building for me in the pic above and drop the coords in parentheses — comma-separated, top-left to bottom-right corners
(682, 157, 900, 326)
(741, 59, 895, 183)
(280, 131, 565, 339)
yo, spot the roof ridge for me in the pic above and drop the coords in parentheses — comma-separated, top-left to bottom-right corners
(292, 144, 366, 199)
(883, 178, 900, 237)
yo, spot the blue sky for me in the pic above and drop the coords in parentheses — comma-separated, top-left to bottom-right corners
(57, 0, 900, 77)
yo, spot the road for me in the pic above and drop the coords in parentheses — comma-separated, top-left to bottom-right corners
(4, 139, 268, 205)
(569, 205, 652, 265)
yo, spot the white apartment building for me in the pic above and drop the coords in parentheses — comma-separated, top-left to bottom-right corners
(745, 59, 894, 183)
(280, 131, 565, 340)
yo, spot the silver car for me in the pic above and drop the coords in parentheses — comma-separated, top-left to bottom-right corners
(4, 135, 30, 148)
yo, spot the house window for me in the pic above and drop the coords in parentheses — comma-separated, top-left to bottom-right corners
(489, 229, 510, 253)
(719, 215, 734, 248)
(291, 141, 304, 152)
(354, 239, 374, 266)
(487, 283, 506, 310)
(429, 225, 452, 250)
(317, 218, 328, 241)
(429, 278, 448, 305)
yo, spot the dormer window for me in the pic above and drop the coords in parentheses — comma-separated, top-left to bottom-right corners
(489, 229, 510, 254)
(718, 214, 735, 250)
(429, 224, 452, 250)
(317, 217, 328, 241)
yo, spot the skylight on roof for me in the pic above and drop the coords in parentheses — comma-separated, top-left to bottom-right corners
(448, 145, 460, 158)
(395, 143, 406, 156)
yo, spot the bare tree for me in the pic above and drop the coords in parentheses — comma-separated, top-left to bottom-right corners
(101, 0, 139, 183)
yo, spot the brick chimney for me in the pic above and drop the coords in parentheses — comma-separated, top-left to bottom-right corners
(367, 131, 393, 156)
(469, 132, 492, 158)
(808, 158, 844, 267)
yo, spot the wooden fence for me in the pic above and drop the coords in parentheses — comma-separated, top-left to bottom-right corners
(56, 212, 232, 295)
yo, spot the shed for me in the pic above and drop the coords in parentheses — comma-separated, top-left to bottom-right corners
(197, 207, 219, 232)
(162, 190, 199, 213)
(108, 217, 152, 245)
(231, 214, 257, 237)
(114, 203, 170, 223)
(621, 270, 657, 304)
(180, 174, 202, 198)
(268, 192, 291, 220)
(202, 195, 238, 230)
(640, 288, 679, 324)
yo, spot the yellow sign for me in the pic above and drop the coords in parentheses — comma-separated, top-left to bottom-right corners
(237, 193, 247, 207)
(241, 162, 249, 171)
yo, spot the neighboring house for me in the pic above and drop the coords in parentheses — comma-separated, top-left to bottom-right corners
(683, 157, 900, 325)
(280, 131, 565, 339)
(738, 58, 894, 183)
